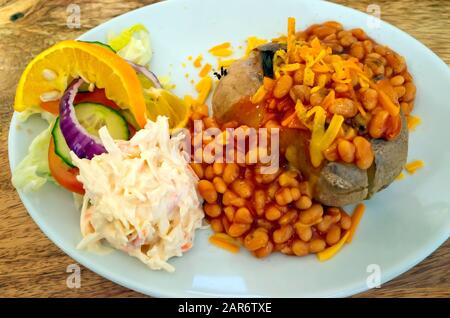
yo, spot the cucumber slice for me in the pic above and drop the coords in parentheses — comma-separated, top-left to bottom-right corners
(52, 103, 130, 166)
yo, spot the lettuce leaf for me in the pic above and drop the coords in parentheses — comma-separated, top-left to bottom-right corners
(11, 119, 55, 192)
(107, 24, 152, 67)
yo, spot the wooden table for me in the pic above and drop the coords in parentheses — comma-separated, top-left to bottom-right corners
(0, 0, 449, 298)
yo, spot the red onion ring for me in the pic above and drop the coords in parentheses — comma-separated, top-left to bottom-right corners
(127, 60, 162, 89)
(59, 78, 107, 159)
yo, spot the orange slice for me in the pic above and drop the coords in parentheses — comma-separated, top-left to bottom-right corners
(14, 40, 147, 128)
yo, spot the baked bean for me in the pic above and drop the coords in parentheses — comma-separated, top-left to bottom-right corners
(204, 203, 221, 218)
(234, 207, 253, 224)
(223, 163, 239, 184)
(190, 163, 204, 179)
(299, 204, 324, 225)
(323, 143, 339, 162)
(340, 213, 352, 230)
(385, 66, 393, 78)
(313, 26, 337, 38)
(265, 205, 282, 221)
(280, 244, 293, 255)
(257, 219, 274, 231)
(327, 207, 342, 223)
(267, 182, 280, 200)
(337, 139, 356, 163)
(273, 224, 294, 244)
(212, 162, 224, 175)
(309, 239, 326, 253)
(220, 214, 230, 232)
(401, 102, 413, 115)
(353, 136, 374, 170)
(324, 21, 343, 31)
(295, 195, 312, 210)
(351, 28, 368, 40)
(204, 165, 215, 180)
(390, 75, 405, 86)
(387, 52, 406, 74)
(317, 215, 334, 232)
(198, 180, 218, 203)
(212, 177, 227, 194)
(293, 65, 306, 84)
(278, 170, 299, 187)
(222, 190, 245, 207)
(223, 206, 235, 222)
(260, 168, 281, 184)
(329, 98, 358, 118)
(273, 75, 293, 99)
(292, 240, 309, 256)
(369, 110, 389, 138)
(279, 210, 298, 225)
(361, 88, 378, 111)
(210, 218, 224, 232)
(323, 33, 337, 42)
(330, 43, 344, 54)
(254, 190, 266, 216)
(394, 86, 406, 99)
(228, 223, 251, 237)
(337, 30, 351, 39)
(253, 241, 273, 258)
(326, 225, 342, 245)
(350, 42, 365, 60)
(231, 179, 254, 199)
(290, 188, 301, 201)
(244, 229, 269, 251)
(202, 117, 219, 129)
(335, 83, 349, 93)
(275, 187, 294, 206)
(289, 85, 310, 103)
(295, 223, 313, 242)
(310, 91, 325, 106)
(403, 82, 416, 102)
(340, 34, 357, 47)
(221, 120, 239, 129)
(363, 40, 373, 54)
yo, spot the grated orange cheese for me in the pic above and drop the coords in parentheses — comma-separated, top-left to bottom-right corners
(217, 58, 235, 69)
(346, 203, 365, 243)
(209, 233, 240, 253)
(199, 63, 212, 77)
(195, 76, 213, 104)
(250, 85, 267, 104)
(317, 231, 350, 261)
(208, 42, 231, 53)
(245, 36, 268, 56)
(405, 160, 424, 174)
(193, 54, 203, 68)
(396, 172, 405, 180)
(407, 115, 422, 131)
(209, 48, 233, 57)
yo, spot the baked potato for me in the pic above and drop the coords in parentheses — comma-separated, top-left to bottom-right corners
(211, 44, 409, 207)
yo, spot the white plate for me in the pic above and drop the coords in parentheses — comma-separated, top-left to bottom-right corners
(9, 0, 450, 297)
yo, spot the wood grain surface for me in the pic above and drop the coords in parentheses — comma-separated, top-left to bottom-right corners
(0, 0, 449, 298)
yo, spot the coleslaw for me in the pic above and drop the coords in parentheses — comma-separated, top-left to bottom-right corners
(73, 116, 204, 272)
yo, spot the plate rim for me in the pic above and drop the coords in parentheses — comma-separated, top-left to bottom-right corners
(8, 0, 450, 298)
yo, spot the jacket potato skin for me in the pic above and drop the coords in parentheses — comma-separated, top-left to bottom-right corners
(211, 45, 409, 207)
(212, 51, 263, 124)
(369, 112, 408, 196)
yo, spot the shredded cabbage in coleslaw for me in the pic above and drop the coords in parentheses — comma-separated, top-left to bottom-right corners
(72, 116, 204, 272)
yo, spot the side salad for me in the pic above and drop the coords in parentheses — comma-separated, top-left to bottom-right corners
(12, 24, 201, 271)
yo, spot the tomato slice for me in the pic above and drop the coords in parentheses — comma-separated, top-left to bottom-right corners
(40, 89, 120, 115)
(74, 89, 120, 109)
(48, 137, 85, 194)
